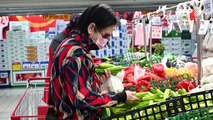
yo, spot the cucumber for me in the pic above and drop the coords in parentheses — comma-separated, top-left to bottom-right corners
(136, 101, 150, 108)
(106, 66, 123, 72)
(95, 69, 105, 74)
(154, 99, 165, 103)
(98, 63, 115, 69)
(101, 58, 111, 62)
(142, 94, 160, 101)
(95, 66, 123, 75)
(135, 92, 149, 99)
(163, 89, 171, 100)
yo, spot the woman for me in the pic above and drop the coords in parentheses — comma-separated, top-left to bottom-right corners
(50, 4, 139, 120)
(50, 13, 80, 54)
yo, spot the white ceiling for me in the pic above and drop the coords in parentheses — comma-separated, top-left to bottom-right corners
(0, 0, 188, 16)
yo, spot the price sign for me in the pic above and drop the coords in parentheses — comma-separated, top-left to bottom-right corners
(151, 26, 162, 39)
(204, 0, 213, 14)
(198, 20, 210, 35)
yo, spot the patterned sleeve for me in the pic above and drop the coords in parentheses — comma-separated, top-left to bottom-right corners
(61, 47, 126, 110)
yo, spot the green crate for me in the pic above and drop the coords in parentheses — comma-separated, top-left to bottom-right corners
(168, 107, 213, 120)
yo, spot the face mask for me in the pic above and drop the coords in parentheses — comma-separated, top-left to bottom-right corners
(95, 37, 108, 49)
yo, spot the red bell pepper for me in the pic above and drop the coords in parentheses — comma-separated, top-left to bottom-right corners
(176, 80, 195, 92)
(152, 63, 165, 77)
(136, 80, 151, 92)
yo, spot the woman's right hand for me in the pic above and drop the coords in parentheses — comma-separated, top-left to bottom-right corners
(125, 91, 140, 102)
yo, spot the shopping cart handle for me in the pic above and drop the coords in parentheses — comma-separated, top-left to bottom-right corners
(28, 77, 50, 81)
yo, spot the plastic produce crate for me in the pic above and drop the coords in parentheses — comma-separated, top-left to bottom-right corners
(102, 89, 213, 120)
(167, 107, 213, 120)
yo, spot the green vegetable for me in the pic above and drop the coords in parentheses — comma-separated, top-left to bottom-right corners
(149, 100, 154, 105)
(163, 89, 171, 100)
(95, 66, 123, 75)
(170, 91, 179, 97)
(151, 54, 162, 64)
(101, 58, 111, 62)
(111, 107, 127, 115)
(154, 99, 165, 103)
(153, 43, 165, 55)
(178, 89, 187, 95)
(137, 58, 152, 68)
(149, 88, 157, 94)
(156, 89, 164, 95)
(136, 101, 150, 108)
(125, 101, 140, 108)
(142, 94, 160, 101)
(98, 63, 115, 69)
(95, 69, 105, 74)
(135, 92, 149, 99)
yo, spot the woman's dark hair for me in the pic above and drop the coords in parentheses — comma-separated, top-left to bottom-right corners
(68, 13, 80, 31)
(78, 4, 118, 34)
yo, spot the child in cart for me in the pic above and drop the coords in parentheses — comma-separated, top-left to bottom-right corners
(49, 3, 139, 120)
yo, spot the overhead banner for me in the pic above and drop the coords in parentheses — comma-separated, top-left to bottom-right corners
(43, 14, 71, 20)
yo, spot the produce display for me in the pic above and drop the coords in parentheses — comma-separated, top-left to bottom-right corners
(96, 50, 213, 120)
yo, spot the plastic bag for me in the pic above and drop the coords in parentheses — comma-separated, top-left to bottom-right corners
(201, 75, 213, 85)
(202, 58, 213, 76)
(134, 65, 145, 82)
(100, 76, 124, 94)
(116, 70, 125, 82)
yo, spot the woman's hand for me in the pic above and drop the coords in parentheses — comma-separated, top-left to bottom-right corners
(97, 70, 111, 84)
(125, 91, 140, 102)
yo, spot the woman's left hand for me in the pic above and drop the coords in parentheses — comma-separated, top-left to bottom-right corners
(98, 70, 111, 84)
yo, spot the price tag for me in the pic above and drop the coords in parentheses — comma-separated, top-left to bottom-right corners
(120, 19, 127, 25)
(173, 21, 182, 33)
(152, 17, 162, 25)
(135, 23, 145, 45)
(152, 26, 162, 39)
(180, 20, 189, 31)
(112, 30, 120, 37)
(198, 20, 210, 35)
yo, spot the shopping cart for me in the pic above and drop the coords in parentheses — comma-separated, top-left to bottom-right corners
(11, 77, 50, 120)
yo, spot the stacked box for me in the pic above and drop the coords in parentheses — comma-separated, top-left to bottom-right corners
(9, 21, 30, 32)
(6, 31, 29, 68)
(0, 40, 9, 70)
(25, 46, 37, 62)
(92, 24, 130, 58)
(37, 41, 49, 61)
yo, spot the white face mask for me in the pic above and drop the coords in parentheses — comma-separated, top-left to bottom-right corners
(95, 37, 108, 49)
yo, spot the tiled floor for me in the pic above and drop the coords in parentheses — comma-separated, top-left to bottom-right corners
(0, 87, 26, 120)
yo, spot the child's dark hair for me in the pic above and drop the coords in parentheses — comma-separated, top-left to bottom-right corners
(78, 4, 119, 34)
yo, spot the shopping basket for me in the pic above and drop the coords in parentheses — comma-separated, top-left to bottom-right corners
(11, 78, 49, 120)
(102, 89, 213, 120)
